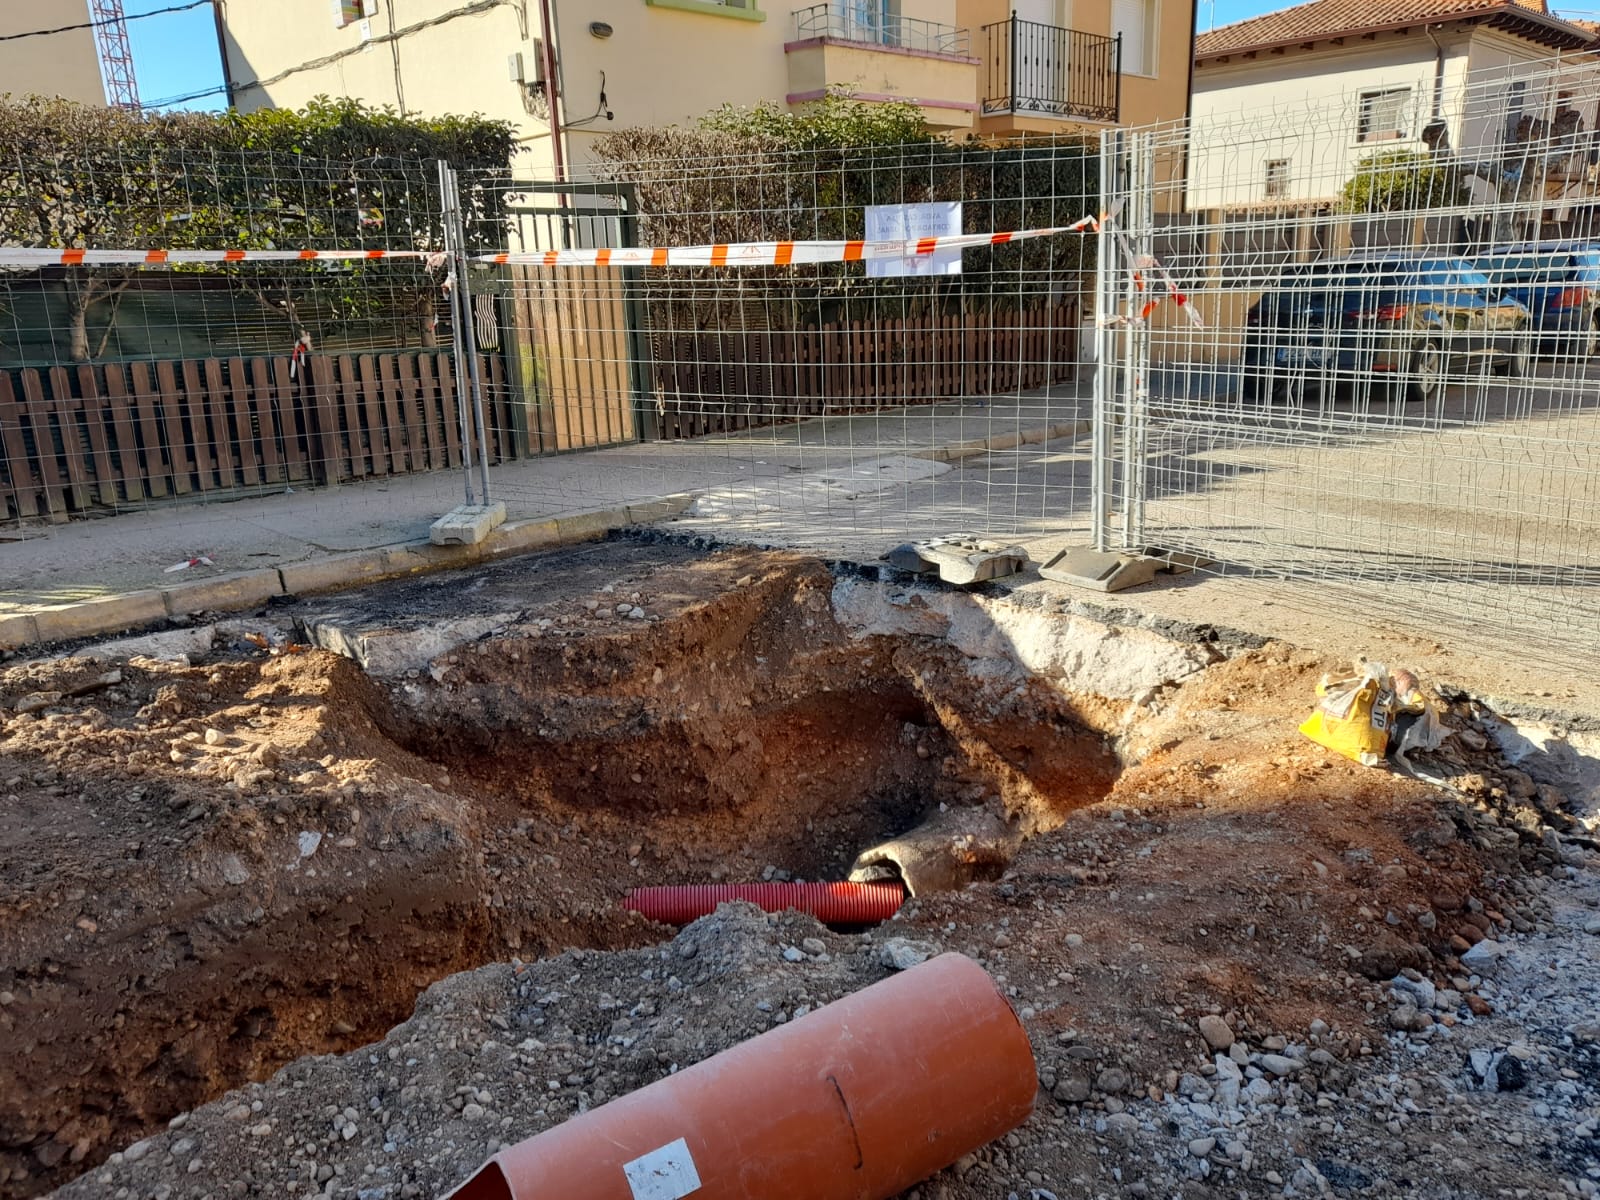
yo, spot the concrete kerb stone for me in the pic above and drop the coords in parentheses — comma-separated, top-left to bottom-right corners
(0, 612, 41, 653)
(487, 519, 562, 559)
(29, 591, 168, 646)
(277, 542, 483, 598)
(163, 568, 285, 618)
(555, 508, 628, 542)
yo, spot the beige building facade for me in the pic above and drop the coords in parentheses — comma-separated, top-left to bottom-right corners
(216, 0, 1195, 176)
(0, 0, 108, 106)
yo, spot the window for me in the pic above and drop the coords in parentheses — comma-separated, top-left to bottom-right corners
(1358, 88, 1410, 143)
(644, 0, 766, 19)
(331, 0, 376, 25)
(1264, 158, 1290, 199)
(838, 0, 901, 45)
(1111, 0, 1158, 76)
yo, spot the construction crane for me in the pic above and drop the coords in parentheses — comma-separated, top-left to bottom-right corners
(89, 0, 142, 110)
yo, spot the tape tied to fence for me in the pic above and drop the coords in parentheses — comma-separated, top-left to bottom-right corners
(0, 247, 435, 266)
(476, 220, 1101, 269)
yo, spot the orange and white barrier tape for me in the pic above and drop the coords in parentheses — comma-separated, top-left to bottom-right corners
(476, 219, 1100, 269)
(0, 247, 433, 267)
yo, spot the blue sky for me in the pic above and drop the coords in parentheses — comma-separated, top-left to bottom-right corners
(115, 0, 1600, 110)
(124, 0, 226, 111)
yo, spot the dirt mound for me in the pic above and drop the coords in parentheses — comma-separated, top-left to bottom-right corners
(0, 546, 1123, 1198)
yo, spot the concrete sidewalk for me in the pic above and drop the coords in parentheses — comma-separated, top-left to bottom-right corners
(0, 387, 1088, 647)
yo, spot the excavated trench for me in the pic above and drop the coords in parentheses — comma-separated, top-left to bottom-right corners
(0, 551, 1139, 1198)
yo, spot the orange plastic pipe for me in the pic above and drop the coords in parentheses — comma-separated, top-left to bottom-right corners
(443, 952, 1036, 1200)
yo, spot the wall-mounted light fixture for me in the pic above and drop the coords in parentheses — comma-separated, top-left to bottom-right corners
(589, 21, 614, 38)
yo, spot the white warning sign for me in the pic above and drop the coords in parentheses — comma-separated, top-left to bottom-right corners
(864, 201, 964, 277)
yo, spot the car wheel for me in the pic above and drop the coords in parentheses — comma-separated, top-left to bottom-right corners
(1403, 342, 1443, 403)
(1501, 332, 1532, 378)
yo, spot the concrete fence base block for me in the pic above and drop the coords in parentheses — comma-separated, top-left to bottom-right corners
(429, 502, 507, 546)
(164, 569, 285, 617)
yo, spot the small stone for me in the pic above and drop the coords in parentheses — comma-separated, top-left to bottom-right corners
(801, 938, 826, 956)
(204, 728, 224, 745)
(1188, 1137, 1217, 1158)
(1460, 940, 1507, 975)
(461, 1103, 485, 1119)
(74, 916, 98, 934)
(249, 1123, 272, 1137)
(878, 939, 932, 971)
(1197, 1014, 1234, 1051)
(1465, 994, 1492, 1016)
(1259, 1054, 1299, 1076)
(1094, 1066, 1129, 1094)
(1391, 974, 1436, 1010)
(1494, 1056, 1528, 1092)
(122, 1140, 151, 1163)
(1583, 915, 1600, 936)
(1104, 1112, 1140, 1144)
(1053, 1074, 1091, 1104)
(782, 947, 805, 963)
(627, 607, 646, 621)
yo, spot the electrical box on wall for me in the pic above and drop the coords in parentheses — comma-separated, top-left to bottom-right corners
(508, 43, 547, 84)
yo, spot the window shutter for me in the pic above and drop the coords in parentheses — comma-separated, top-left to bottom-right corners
(1112, 0, 1149, 75)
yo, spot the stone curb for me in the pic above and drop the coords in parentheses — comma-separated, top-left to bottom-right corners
(0, 413, 1084, 654)
(0, 494, 696, 654)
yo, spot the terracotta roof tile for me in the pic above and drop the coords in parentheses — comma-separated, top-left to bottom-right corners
(1196, 0, 1595, 59)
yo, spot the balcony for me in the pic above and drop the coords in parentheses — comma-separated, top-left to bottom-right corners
(792, 3, 970, 55)
(982, 17, 1120, 124)
(785, 4, 980, 131)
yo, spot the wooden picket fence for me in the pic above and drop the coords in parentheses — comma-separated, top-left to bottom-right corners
(648, 303, 1079, 440)
(0, 351, 517, 520)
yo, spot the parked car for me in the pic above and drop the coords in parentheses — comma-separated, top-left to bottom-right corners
(1242, 255, 1533, 402)
(1473, 241, 1600, 356)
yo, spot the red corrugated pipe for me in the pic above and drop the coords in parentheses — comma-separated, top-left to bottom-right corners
(624, 881, 904, 925)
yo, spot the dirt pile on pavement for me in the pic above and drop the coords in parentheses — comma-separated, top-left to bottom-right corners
(2, 541, 1596, 1200)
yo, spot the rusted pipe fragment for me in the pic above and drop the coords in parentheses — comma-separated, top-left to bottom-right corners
(849, 806, 1022, 897)
(623, 881, 903, 925)
(443, 952, 1037, 1200)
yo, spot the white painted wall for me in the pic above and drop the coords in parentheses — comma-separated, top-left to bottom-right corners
(1188, 27, 1579, 210)
(1189, 40, 1443, 207)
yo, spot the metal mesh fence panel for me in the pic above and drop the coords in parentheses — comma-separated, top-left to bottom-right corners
(1113, 51, 1600, 668)
(456, 137, 1104, 560)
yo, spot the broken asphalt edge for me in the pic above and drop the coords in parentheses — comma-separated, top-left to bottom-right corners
(0, 494, 699, 655)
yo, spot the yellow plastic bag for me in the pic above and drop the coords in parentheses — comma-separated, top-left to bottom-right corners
(1299, 665, 1393, 766)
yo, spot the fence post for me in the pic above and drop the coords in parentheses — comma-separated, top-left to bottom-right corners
(1090, 128, 1121, 553)
(1119, 129, 1154, 551)
(438, 160, 478, 507)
